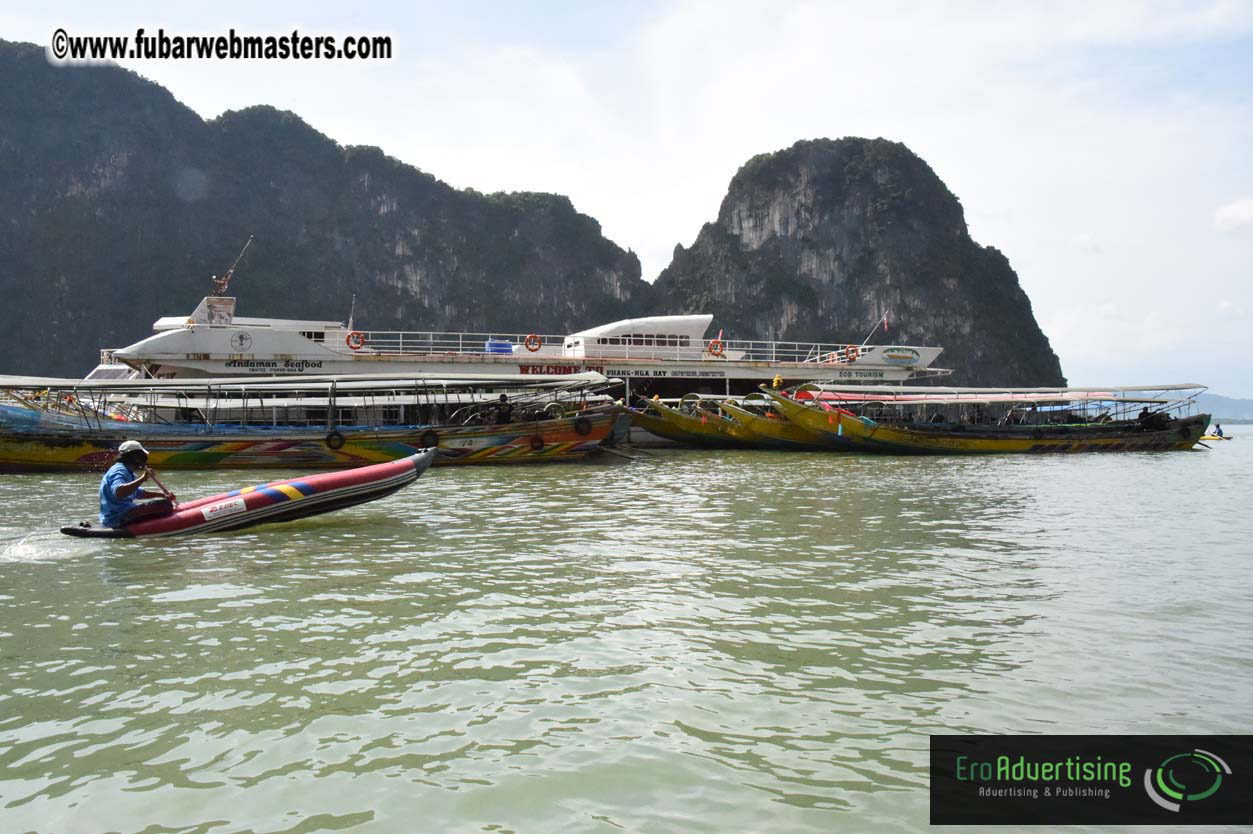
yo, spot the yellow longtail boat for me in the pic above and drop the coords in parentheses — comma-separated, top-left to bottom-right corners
(630, 395, 756, 448)
(715, 395, 845, 451)
(759, 384, 1210, 454)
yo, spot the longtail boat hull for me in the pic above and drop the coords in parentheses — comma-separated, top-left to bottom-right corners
(716, 400, 848, 451)
(0, 406, 618, 471)
(629, 400, 756, 449)
(761, 390, 1210, 454)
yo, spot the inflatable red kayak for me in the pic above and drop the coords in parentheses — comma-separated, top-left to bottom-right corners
(61, 449, 435, 538)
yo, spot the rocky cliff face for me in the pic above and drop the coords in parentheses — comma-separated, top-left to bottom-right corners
(0, 41, 651, 377)
(653, 139, 1065, 386)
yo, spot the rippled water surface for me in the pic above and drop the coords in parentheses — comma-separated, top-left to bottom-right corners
(1, 443, 1251, 833)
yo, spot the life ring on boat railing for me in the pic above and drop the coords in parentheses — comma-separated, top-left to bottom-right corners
(420, 430, 439, 449)
(707, 338, 725, 357)
(345, 331, 366, 350)
(524, 334, 542, 352)
(845, 345, 860, 362)
(325, 431, 345, 450)
(574, 417, 592, 436)
(529, 434, 545, 451)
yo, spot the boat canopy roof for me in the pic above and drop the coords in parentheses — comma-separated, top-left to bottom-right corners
(0, 370, 610, 392)
(568, 315, 713, 340)
(793, 382, 1205, 394)
(787, 382, 1205, 405)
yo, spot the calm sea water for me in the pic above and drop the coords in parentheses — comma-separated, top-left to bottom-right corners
(1, 442, 1251, 834)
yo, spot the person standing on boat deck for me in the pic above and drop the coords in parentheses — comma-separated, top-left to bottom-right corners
(493, 393, 514, 425)
(99, 441, 174, 528)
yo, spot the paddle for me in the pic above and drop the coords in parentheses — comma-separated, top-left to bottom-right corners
(144, 467, 178, 504)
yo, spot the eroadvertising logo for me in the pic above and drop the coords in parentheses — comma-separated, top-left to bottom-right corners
(1143, 749, 1230, 812)
(930, 735, 1252, 825)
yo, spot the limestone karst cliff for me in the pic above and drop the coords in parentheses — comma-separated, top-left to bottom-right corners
(652, 138, 1065, 386)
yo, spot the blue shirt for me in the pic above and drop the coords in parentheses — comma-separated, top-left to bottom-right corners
(99, 461, 149, 528)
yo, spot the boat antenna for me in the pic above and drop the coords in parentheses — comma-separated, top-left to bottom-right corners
(861, 310, 890, 346)
(211, 235, 254, 295)
(348, 293, 356, 330)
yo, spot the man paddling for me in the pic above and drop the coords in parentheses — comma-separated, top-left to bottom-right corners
(99, 441, 175, 528)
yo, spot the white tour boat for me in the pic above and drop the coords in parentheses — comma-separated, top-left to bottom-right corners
(93, 295, 950, 397)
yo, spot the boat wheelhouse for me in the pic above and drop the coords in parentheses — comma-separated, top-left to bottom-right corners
(94, 296, 950, 398)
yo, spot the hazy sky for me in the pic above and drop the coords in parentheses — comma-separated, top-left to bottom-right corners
(6, 1, 1252, 394)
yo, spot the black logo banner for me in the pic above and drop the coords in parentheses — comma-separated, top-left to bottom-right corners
(931, 735, 1253, 825)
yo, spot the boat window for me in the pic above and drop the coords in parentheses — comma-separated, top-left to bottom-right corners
(632, 334, 643, 346)
(680, 336, 691, 347)
(667, 335, 678, 347)
(298, 331, 325, 342)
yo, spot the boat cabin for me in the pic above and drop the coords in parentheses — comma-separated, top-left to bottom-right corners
(563, 315, 714, 359)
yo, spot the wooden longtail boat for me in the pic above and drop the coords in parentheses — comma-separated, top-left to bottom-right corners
(0, 407, 619, 471)
(0, 373, 620, 471)
(759, 385, 1210, 454)
(629, 396, 755, 448)
(715, 396, 846, 451)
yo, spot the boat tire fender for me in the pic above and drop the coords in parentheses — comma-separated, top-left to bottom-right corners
(326, 431, 346, 450)
(529, 435, 544, 451)
(524, 334, 542, 352)
(346, 331, 366, 350)
(574, 417, 592, 436)
(421, 430, 439, 449)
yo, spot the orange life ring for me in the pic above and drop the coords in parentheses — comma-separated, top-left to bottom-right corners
(524, 334, 542, 352)
(845, 344, 860, 362)
(346, 331, 366, 350)
(707, 338, 725, 357)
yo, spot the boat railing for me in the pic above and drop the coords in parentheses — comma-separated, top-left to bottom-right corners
(338, 330, 913, 365)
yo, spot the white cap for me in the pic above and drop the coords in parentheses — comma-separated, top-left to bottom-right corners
(118, 440, 149, 456)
